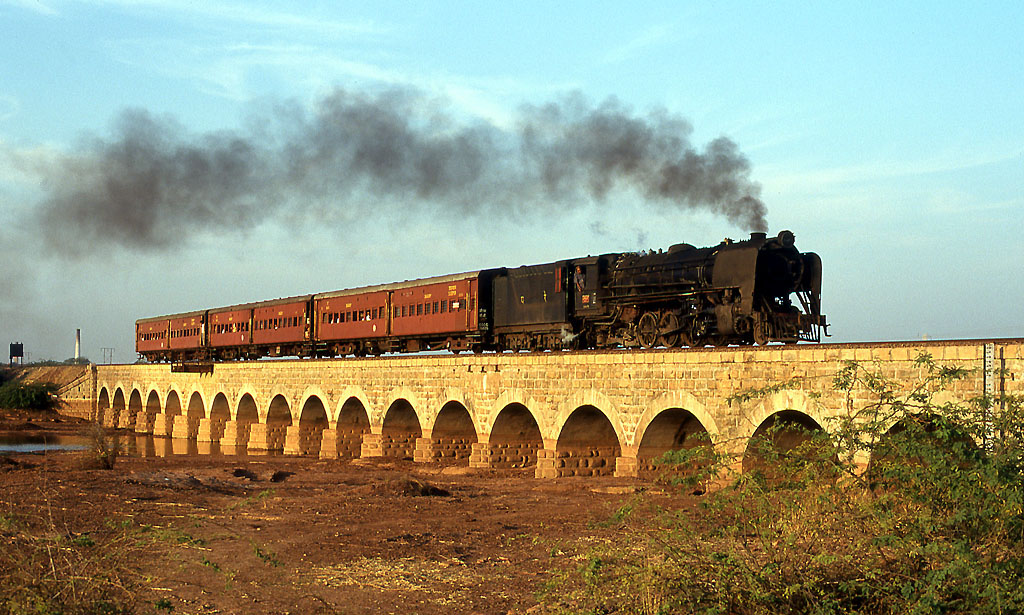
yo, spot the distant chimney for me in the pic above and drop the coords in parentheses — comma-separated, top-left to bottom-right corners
(75, 329, 81, 360)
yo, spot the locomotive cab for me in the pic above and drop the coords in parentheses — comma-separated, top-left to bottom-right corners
(571, 257, 606, 317)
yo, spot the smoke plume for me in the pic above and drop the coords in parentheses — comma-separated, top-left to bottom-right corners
(31, 88, 767, 254)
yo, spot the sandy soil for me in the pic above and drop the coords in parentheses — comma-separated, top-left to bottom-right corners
(0, 413, 683, 615)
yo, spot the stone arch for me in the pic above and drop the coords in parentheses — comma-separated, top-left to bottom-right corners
(552, 390, 626, 447)
(297, 386, 330, 420)
(634, 391, 720, 448)
(230, 392, 260, 449)
(210, 392, 230, 421)
(294, 395, 329, 456)
(204, 392, 231, 443)
(744, 390, 829, 442)
(381, 398, 421, 460)
(636, 407, 713, 480)
(154, 389, 183, 437)
(125, 389, 143, 431)
(555, 405, 622, 477)
(141, 390, 161, 433)
(111, 388, 126, 428)
(489, 389, 543, 437)
(260, 389, 294, 422)
(429, 401, 477, 464)
(328, 387, 372, 424)
(868, 411, 979, 487)
(182, 391, 206, 439)
(741, 409, 834, 478)
(232, 386, 260, 421)
(875, 390, 968, 436)
(380, 387, 422, 428)
(434, 387, 474, 430)
(96, 387, 110, 424)
(165, 390, 182, 417)
(333, 396, 371, 458)
(264, 394, 293, 451)
(488, 403, 544, 470)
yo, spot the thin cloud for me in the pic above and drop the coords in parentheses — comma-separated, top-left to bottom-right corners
(603, 23, 678, 64)
(77, 0, 386, 37)
(0, 0, 58, 15)
(0, 95, 19, 122)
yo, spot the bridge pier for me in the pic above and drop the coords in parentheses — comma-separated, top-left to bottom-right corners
(151, 414, 173, 437)
(133, 411, 152, 434)
(413, 437, 433, 463)
(170, 415, 194, 440)
(614, 456, 639, 478)
(319, 428, 339, 458)
(360, 432, 383, 458)
(196, 418, 213, 443)
(247, 423, 272, 452)
(220, 420, 244, 448)
(535, 446, 557, 479)
(283, 425, 301, 455)
(469, 442, 491, 469)
(117, 411, 136, 430)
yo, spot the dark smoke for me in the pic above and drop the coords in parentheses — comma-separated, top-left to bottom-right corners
(31, 88, 766, 254)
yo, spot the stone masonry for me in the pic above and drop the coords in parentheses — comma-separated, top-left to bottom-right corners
(81, 339, 1022, 478)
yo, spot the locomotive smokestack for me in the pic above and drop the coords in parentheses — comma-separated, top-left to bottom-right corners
(75, 328, 80, 360)
(28, 88, 769, 254)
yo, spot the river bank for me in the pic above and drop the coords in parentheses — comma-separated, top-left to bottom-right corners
(0, 410, 672, 614)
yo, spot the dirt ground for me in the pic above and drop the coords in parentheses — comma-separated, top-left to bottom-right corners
(0, 411, 686, 615)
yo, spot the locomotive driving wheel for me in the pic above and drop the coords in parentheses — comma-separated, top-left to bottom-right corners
(637, 312, 659, 349)
(753, 321, 769, 346)
(657, 312, 680, 348)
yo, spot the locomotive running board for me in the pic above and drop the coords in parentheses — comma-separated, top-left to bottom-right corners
(171, 361, 214, 374)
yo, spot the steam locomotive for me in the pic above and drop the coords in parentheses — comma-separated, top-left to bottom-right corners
(135, 230, 826, 361)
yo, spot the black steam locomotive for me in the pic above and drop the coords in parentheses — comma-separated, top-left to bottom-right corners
(137, 230, 825, 361)
(492, 230, 824, 351)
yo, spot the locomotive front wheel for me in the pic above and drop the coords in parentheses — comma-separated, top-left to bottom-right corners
(658, 312, 680, 348)
(637, 312, 659, 349)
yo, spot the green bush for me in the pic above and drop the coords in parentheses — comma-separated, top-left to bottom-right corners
(0, 381, 59, 410)
(545, 353, 1024, 615)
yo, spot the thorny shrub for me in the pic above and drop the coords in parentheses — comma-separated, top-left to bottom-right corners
(0, 505, 141, 615)
(88, 424, 123, 470)
(544, 353, 1024, 615)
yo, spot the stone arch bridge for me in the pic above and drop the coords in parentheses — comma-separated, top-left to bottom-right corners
(80, 339, 1021, 478)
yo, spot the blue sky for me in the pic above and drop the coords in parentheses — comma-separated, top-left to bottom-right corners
(1, 1, 1022, 362)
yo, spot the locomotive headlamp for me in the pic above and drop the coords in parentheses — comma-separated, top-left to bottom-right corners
(778, 230, 795, 247)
